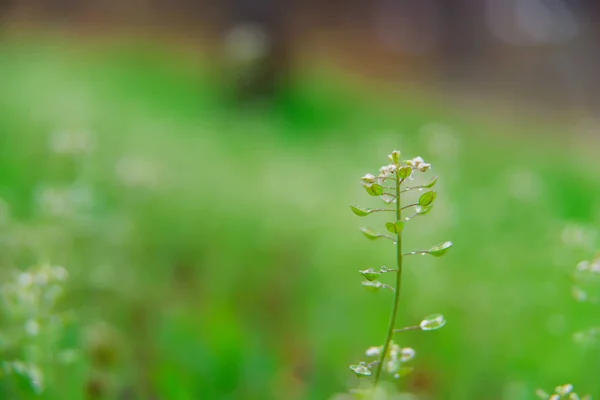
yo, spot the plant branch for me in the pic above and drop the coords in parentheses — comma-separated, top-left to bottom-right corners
(403, 250, 429, 256)
(393, 325, 421, 333)
(374, 169, 404, 386)
(403, 212, 419, 222)
(401, 203, 418, 210)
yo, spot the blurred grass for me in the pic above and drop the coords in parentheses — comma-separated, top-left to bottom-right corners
(0, 32, 599, 400)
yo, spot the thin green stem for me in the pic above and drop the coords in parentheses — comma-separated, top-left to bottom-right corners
(373, 170, 404, 386)
(393, 325, 420, 333)
(403, 250, 429, 256)
(401, 203, 418, 210)
(369, 208, 395, 213)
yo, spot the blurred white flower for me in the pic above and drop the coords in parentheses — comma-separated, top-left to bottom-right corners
(366, 346, 382, 357)
(50, 130, 95, 155)
(25, 319, 40, 336)
(116, 156, 161, 189)
(408, 157, 431, 172)
(400, 347, 416, 362)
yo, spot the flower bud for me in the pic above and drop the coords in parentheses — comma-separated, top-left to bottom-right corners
(388, 150, 401, 164)
(361, 174, 376, 183)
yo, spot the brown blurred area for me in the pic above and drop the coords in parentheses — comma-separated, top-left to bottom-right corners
(3, 0, 600, 114)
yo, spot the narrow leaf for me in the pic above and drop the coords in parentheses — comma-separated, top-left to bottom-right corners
(423, 176, 439, 188)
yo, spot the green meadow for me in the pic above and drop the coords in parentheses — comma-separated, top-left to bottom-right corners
(0, 33, 599, 399)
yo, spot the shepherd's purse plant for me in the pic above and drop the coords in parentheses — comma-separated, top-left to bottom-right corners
(348, 150, 452, 393)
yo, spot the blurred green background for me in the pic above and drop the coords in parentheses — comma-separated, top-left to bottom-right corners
(1, 2, 600, 399)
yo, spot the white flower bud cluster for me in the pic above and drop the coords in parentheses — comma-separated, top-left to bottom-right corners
(361, 151, 432, 189)
(576, 258, 600, 274)
(0, 263, 72, 394)
(536, 383, 592, 400)
(3, 361, 44, 394)
(364, 341, 416, 379)
(407, 156, 431, 172)
(572, 257, 600, 303)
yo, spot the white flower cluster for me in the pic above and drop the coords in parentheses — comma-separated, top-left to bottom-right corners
(536, 383, 591, 400)
(407, 156, 431, 172)
(0, 264, 71, 394)
(572, 257, 600, 304)
(576, 259, 600, 274)
(365, 341, 416, 379)
(4, 265, 69, 318)
(361, 151, 432, 187)
(36, 184, 94, 217)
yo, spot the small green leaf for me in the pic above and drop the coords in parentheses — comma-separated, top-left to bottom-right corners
(420, 314, 446, 331)
(416, 205, 433, 215)
(350, 205, 370, 217)
(365, 184, 384, 196)
(349, 362, 372, 377)
(385, 222, 395, 234)
(385, 221, 405, 234)
(394, 221, 405, 233)
(398, 166, 412, 179)
(361, 227, 381, 240)
(418, 191, 437, 206)
(424, 176, 439, 188)
(362, 280, 384, 292)
(359, 268, 380, 281)
(429, 241, 453, 257)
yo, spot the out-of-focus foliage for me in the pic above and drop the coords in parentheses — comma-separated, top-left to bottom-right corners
(0, 34, 599, 399)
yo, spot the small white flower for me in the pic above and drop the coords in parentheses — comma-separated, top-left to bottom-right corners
(34, 271, 49, 286)
(25, 319, 40, 336)
(18, 273, 34, 287)
(577, 261, 590, 271)
(365, 346, 382, 357)
(535, 389, 549, 399)
(361, 173, 376, 183)
(408, 156, 432, 172)
(379, 165, 394, 177)
(556, 384, 574, 396)
(51, 266, 68, 281)
(400, 347, 416, 362)
(386, 359, 400, 374)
